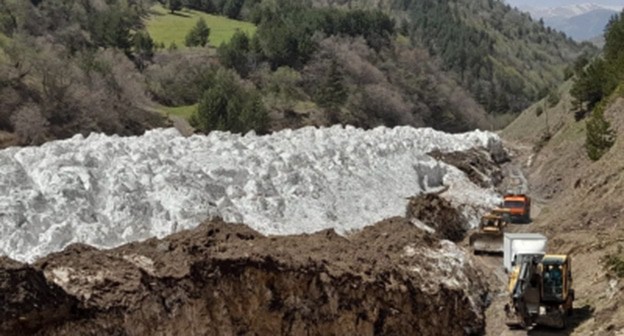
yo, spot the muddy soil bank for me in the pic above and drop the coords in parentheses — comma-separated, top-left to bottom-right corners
(1, 218, 488, 336)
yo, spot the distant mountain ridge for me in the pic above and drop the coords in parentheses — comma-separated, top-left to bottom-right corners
(519, 3, 621, 18)
(518, 3, 622, 41)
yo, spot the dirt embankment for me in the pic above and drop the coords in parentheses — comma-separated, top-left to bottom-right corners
(1, 218, 488, 336)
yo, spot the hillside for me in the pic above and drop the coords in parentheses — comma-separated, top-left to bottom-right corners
(312, 0, 593, 114)
(500, 79, 624, 334)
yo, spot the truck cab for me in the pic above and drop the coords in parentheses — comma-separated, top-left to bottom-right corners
(503, 194, 531, 223)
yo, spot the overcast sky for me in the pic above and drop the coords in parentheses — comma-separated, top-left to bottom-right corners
(505, 0, 624, 7)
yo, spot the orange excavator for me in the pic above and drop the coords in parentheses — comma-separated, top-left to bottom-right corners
(502, 194, 531, 223)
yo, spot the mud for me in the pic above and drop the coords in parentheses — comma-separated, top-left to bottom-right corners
(406, 192, 468, 242)
(0, 257, 76, 335)
(429, 148, 504, 189)
(1, 218, 487, 336)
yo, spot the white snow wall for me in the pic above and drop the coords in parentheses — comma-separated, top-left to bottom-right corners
(0, 126, 503, 262)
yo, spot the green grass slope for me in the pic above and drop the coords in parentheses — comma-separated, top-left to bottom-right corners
(162, 104, 197, 120)
(146, 5, 256, 48)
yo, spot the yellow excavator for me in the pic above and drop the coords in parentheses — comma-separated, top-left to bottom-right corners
(505, 252, 575, 329)
(469, 208, 511, 254)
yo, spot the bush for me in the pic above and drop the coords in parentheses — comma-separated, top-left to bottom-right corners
(535, 105, 544, 117)
(604, 246, 624, 278)
(191, 68, 267, 133)
(546, 89, 560, 107)
(533, 129, 552, 153)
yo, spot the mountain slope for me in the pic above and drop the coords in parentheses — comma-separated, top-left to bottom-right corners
(502, 82, 624, 334)
(313, 0, 593, 114)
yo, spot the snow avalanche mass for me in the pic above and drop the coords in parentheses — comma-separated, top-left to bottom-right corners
(0, 126, 503, 262)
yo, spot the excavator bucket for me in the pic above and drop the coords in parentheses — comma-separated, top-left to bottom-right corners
(470, 232, 504, 254)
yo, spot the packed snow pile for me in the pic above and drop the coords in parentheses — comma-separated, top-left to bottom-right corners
(0, 126, 503, 262)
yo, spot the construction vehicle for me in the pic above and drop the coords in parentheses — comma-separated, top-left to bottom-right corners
(502, 194, 531, 223)
(504, 233, 575, 329)
(469, 208, 511, 254)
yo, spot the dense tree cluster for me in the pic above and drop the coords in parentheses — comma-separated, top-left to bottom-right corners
(0, 0, 165, 145)
(397, 0, 590, 114)
(214, 3, 488, 131)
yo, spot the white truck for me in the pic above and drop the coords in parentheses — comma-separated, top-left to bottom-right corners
(503, 233, 547, 272)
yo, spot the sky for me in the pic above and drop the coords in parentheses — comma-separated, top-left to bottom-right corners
(505, 0, 624, 7)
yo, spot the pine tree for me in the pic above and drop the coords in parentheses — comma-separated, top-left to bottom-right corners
(585, 107, 615, 161)
(185, 18, 210, 47)
(315, 61, 348, 110)
(133, 31, 154, 71)
(217, 31, 250, 76)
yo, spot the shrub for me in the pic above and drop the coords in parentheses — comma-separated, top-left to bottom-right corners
(535, 105, 544, 117)
(604, 246, 624, 278)
(546, 89, 560, 107)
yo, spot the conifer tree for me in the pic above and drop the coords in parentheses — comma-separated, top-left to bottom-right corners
(315, 61, 348, 110)
(585, 108, 615, 161)
(185, 18, 210, 47)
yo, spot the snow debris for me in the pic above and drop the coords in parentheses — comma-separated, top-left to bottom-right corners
(0, 126, 502, 262)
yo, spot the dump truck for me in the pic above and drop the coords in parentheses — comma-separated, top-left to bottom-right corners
(469, 208, 511, 254)
(502, 194, 531, 223)
(504, 233, 574, 329)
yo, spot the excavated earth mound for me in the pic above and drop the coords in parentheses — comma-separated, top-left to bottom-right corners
(0, 218, 487, 336)
(405, 193, 468, 242)
(428, 148, 505, 189)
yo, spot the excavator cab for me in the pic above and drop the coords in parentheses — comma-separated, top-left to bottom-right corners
(541, 255, 573, 306)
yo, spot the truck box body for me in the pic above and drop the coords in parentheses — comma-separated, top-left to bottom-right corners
(503, 233, 547, 271)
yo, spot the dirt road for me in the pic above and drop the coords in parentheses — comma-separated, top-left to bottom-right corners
(479, 141, 584, 336)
